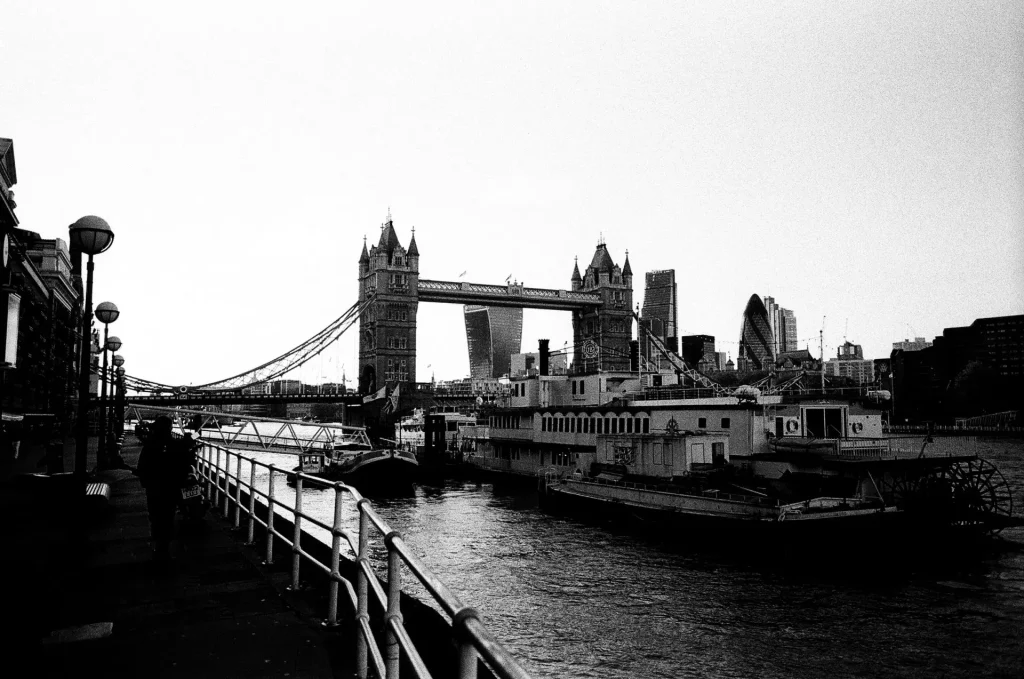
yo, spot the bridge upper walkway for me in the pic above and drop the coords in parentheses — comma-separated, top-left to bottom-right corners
(418, 278, 602, 310)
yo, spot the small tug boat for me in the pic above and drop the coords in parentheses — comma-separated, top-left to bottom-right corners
(293, 429, 419, 491)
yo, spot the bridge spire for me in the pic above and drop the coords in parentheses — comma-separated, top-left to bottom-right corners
(408, 226, 419, 257)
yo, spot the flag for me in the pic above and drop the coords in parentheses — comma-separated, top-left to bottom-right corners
(382, 384, 400, 416)
(362, 385, 387, 404)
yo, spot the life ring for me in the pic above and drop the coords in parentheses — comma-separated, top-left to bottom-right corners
(785, 418, 800, 434)
(850, 421, 864, 434)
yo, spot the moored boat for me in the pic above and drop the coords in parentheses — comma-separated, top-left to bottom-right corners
(294, 445, 419, 491)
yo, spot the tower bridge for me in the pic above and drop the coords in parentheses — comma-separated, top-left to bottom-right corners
(358, 218, 634, 393)
(124, 216, 637, 401)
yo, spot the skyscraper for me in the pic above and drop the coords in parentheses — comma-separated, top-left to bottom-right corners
(464, 305, 523, 379)
(763, 296, 798, 355)
(738, 294, 775, 371)
(641, 270, 677, 358)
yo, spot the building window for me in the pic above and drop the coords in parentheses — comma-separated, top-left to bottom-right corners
(721, 418, 730, 429)
(572, 381, 577, 395)
(580, 381, 585, 395)
(698, 417, 707, 429)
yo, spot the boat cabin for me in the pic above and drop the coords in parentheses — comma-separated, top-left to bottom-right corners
(595, 432, 730, 478)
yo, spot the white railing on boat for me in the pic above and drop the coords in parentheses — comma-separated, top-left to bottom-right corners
(832, 435, 978, 459)
(195, 440, 532, 679)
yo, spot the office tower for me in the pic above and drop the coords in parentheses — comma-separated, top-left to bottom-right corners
(737, 294, 775, 371)
(641, 270, 677, 359)
(464, 305, 524, 379)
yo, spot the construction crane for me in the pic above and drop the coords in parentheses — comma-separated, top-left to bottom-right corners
(631, 311, 729, 396)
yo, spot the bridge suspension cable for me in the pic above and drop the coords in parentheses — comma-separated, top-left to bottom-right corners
(633, 310, 729, 396)
(121, 297, 374, 393)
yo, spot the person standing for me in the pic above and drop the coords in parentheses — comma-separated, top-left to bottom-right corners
(135, 416, 190, 562)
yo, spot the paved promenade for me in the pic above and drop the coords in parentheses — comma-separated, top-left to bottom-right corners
(1, 436, 345, 678)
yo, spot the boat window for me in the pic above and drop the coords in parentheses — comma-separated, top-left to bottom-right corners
(653, 442, 663, 465)
(721, 417, 730, 429)
(804, 408, 843, 438)
(698, 417, 707, 429)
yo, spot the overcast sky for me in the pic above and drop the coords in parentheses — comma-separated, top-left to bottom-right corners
(4, 1, 1022, 388)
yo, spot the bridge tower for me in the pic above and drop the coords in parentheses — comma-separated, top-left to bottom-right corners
(571, 241, 633, 373)
(358, 216, 419, 393)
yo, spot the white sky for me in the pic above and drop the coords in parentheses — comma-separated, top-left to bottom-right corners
(4, 1, 1022, 388)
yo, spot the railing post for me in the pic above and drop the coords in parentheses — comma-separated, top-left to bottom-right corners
(290, 474, 303, 590)
(356, 504, 370, 679)
(326, 484, 344, 626)
(233, 453, 243, 529)
(213, 446, 222, 509)
(202, 445, 212, 499)
(245, 461, 257, 545)
(453, 608, 481, 679)
(222, 449, 231, 518)
(384, 531, 403, 679)
(265, 465, 276, 565)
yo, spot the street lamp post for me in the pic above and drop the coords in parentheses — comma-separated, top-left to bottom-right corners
(95, 302, 120, 469)
(70, 216, 114, 479)
(115, 365, 126, 450)
(112, 354, 124, 448)
(101, 336, 121, 465)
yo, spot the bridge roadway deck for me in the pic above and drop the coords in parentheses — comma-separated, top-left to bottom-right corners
(1, 438, 344, 677)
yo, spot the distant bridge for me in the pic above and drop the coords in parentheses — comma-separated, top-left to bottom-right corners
(118, 392, 367, 407)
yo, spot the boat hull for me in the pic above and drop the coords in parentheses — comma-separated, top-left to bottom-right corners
(540, 476, 993, 562)
(294, 449, 419, 493)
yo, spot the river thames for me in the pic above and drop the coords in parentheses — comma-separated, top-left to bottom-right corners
(243, 437, 1024, 679)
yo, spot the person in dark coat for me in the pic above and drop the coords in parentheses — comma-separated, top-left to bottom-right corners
(135, 416, 191, 561)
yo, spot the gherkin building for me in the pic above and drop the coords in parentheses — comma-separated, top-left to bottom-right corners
(737, 294, 775, 371)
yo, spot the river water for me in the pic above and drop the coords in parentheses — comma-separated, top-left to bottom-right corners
(231, 437, 1024, 679)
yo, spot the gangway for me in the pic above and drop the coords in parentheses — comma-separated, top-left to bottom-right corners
(632, 310, 730, 396)
(126, 404, 371, 455)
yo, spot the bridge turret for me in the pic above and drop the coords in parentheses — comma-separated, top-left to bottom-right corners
(359, 213, 418, 394)
(572, 241, 633, 374)
(407, 227, 419, 272)
(571, 257, 582, 291)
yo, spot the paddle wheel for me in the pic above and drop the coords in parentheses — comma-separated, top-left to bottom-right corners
(880, 458, 1016, 535)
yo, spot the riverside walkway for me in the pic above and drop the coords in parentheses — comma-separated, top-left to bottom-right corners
(2, 434, 530, 678)
(2, 437, 339, 677)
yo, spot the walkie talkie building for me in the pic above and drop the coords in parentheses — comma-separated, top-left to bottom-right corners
(464, 305, 523, 379)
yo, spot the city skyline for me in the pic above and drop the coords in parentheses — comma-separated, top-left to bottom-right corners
(4, 1, 1021, 386)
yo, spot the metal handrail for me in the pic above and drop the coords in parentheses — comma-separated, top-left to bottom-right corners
(194, 440, 533, 679)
